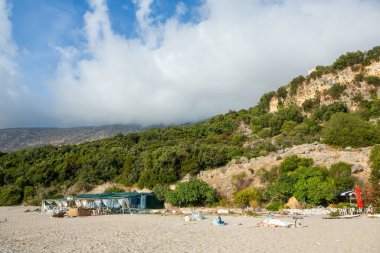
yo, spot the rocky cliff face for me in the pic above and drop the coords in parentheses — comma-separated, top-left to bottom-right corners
(269, 61, 380, 113)
(198, 143, 371, 201)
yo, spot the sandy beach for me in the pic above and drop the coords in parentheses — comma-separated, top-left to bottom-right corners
(0, 206, 379, 253)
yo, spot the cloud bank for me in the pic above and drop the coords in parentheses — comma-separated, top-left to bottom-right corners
(2, 0, 380, 128)
(0, 0, 29, 128)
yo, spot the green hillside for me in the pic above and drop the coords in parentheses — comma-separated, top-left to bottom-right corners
(1, 46, 380, 206)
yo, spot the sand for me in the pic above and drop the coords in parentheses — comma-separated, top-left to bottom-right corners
(0, 206, 379, 253)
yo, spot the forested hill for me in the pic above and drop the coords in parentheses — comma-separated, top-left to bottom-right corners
(0, 46, 380, 206)
(0, 124, 144, 152)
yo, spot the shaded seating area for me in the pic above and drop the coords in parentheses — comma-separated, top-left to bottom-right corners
(41, 198, 74, 214)
(42, 192, 163, 216)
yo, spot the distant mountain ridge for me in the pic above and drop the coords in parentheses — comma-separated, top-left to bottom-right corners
(0, 125, 144, 152)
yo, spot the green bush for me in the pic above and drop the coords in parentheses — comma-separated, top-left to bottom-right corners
(365, 75, 380, 86)
(302, 96, 321, 113)
(233, 187, 261, 207)
(152, 184, 170, 202)
(264, 174, 295, 203)
(264, 156, 340, 206)
(257, 91, 276, 114)
(302, 99, 314, 112)
(355, 73, 365, 82)
(290, 76, 305, 95)
(333, 51, 365, 70)
(277, 86, 288, 100)
(266, 201, 284, 211)
(103, 186, 124, 193)
(329, 162, 355, 193)
(328, 83, 346, 99)
(166, 180, 218, 207)
(312, 102, 348, 122)
(279, 155, 314, 174)
(292, 167, 335, 205)
(268, 106, 303, 135)
(0, 185, 22, 206)
(258, 167, 278, 184)
(322, 113, 380, 147)
(370, 145, 380, 190)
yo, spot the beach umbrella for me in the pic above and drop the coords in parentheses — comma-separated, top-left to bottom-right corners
(339, 190, 355, 197)
(339, 190, 356, 204)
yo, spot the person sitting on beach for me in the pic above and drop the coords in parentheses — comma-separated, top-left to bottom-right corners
(216, 214, 225, 225)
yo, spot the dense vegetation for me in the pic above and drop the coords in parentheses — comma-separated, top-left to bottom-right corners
(0, 47, 380, 206)
(368, 145, 380, 208)
(165, 180, 218, 207)
(263, 156, 355, 207)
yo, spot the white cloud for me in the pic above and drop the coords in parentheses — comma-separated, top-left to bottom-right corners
(46, 0, 380, 126)
(0, 0, 25, 127)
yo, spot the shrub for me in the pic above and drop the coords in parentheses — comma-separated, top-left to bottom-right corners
(369, 145, 380, 192)
(312, 102, 348, 122)
(258, 167, 278, 184)
(277, 86, 288, 100)
(279, 155, 314, 174)
(365, 75, 380, 86)
(269, 105, 303, 135)
(355, 73, 365, 82)
(264, 174, 295, 202)
(333, 51, 365, 70)
(329, 162, 355, 193)
(166, 180, 218, 207)
(292, 167, 335, 205)
(302, 99, 314, 112)
(152, 184, 169, 202)
(328, 83, 346, 99)
(103, 186, 124, 193)
(266, 201, 284, 211)
(290, 76, 305, 95)
(322, 113, 379, 147)
(251, 140, 277, 157)
(231, 172, 252, 193)
(233, 187, 261, 208)
(257, 91, 276, 114)
(0, 185, 22, 206)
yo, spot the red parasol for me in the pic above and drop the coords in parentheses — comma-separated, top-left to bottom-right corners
(355, 185, 364, 208)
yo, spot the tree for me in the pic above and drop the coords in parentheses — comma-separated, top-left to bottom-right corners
(329, 162, 355, 192)
(365, 76, 380, 86)
(290, 75, 305, 95)
(333, 51, 365, 70)
(328, 83, 346, 99)
(322, 113, 379, 147)
(152, 184, 169, 202)
(277, 86, 288, 100)
(166, 180, 218, 206)
(292, 167, 335, 205)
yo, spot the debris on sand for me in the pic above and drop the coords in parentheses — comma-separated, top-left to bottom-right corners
(256, 219, 292, 228)
(52, 211, 66, 218)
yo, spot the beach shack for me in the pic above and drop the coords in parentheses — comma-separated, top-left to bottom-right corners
(42, 192, 163, 215)
(41, 198, 74, 214)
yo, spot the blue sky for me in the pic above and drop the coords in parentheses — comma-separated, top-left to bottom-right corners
(1, 0, 380, 128)
(9, 0, 203, 98)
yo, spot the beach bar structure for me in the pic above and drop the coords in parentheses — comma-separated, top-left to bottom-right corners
(41, 198, 74, 214)
(42, 192, 163, 215)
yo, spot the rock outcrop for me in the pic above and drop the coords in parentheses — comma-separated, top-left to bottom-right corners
(269, 61, 380, 113)
(197, 143, 372, 200)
